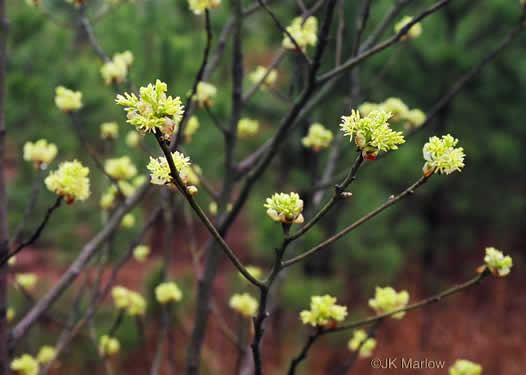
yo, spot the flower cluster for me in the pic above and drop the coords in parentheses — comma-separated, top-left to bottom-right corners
(120, 213, 136, 228)
(100, 51, 134, 85)
(105, 156, 137, 180)
(187, 0, 221, 14)
(302, 123, 334, 151)
(340, 109, 405, 160)
(147, 151, 191, 187)
(484, 247, 512, 277)
(264, 192, 304, 224)
(116, 80, 184, 138)
(16, 273, 38, 291)
(7, 307, 15, 322)
(394, 16, 422, 39)
(126, 130, 140, 147)
(99, 335, 120, 356)
(348, 330, 376, 358)
(23, 139, 58, 168)
(229, 293, 259, 318)
(100, 122, 119, 140)
(369, 287, 409, 319)
(55, 86, 83, 112)
(111, 286, 147, 316)
(249, 66, 278, 88)
(237, 118, 260, 138)
(449, 359, 483, 375)
(45, 160, 90, 203)
(193, 81, 217, 107)
(155, 282, 183, 304)
(36, 346, 56, 364)
(359, 98, 426, 128)
(182, 165, 201, 186)
(133, 245, 150, 262)
(99, 176, 144, 210)
(10, 355, 39, 375)
(239, 265, 263, 283)
(300, 295, 348, 327)
(184, 116, 200, 142)
(422, 134, 465, 176)
(282, 16, 318, 51)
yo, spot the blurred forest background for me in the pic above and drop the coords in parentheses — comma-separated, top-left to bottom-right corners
(4, 0, 525, 374)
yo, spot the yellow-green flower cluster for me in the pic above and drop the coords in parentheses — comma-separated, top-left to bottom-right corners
(188, 0, 220, 14)
(369, 287, 409, 319)
(16, 273, 38, 290)
(359, 98, 426, 128)
(111, 286, 146, 316)
(229, 293, 259, 318)
(282, 16, 318, 51)
(300, 295, 348, 327)
(484, 247, 512, 277)
(239, 265, 263, 283)
(10, 354, 39, 375)
(101, 51, 133, 85)
(23, 139, 58, 168)
(237, 118, 260, 138)
(116, 80, 184, 138)
(340, 109, 405, 160)
(100, 122, 119, 140)
(395, 16, 423, 39)
(184, 116, 200, 142)
(155, 282, 183, 304)
(120, 213, 136, 228)
(105, 156, 137, 180)
(193, 81, 217, 107)
(302, 123, 333, 151)
(55, 86, 83, 112)
(133, 245, 150, 262)
(147, 151, 191, 186)
(7, 307, 15, 322)
(45, 160, 90, 203)
(348, 330, 376, 358)
(100, 176, 144, 210)
(36, 346, 56, 364)
(449, 359, 483, 375)
(249, 66, 278, 88)
(182, 165, 201, 186)
(126, 130, 140, 147)
(99, 335, 120, 356)
(264, 192, 304, 224)
(422, 134, 465, 176)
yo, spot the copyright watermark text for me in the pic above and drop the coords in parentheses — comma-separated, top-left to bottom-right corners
(370, 358, 446, 370)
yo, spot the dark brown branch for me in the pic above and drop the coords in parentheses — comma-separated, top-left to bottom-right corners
(286, 327, 323, 375)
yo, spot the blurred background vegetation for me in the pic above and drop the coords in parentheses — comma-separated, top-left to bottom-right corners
(4, 0, 525, 373)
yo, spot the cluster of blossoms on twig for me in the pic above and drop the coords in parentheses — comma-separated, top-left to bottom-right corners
(368, 286, 409, 319)
(100, 175, 145, 210)
(302, 123, 334, 152)
(15, 273, 38, 291)
(147, 151, 196, 193)
(10, 346, 56, 375)
(264, 192, 304, 224)
(340, 109, 405, 160)
(229, 293, 259, 318)
(300, 295, 348, 327)
(422, 134, 465, 176)
(100, 122, 119, 140)
(126, 130, 140, 147)
(99, 335, 120, 357)
(359, 97, 426, 129)
(104, 156, 137, 180)
(483, 247, 513, 277)
(116, 79, 184, 139)
(55, 86, 83, 112)
(187, 0, 220, 15)
(448, 359, 483, 375)
(23, 139, 58, 169)
(155, 281, 183, 304)
(133, 244, 151, 262)
(120, 213, 136, 228)
(237, 118, 260, 138)
(394, 16, 423, 40)
(282, 16, 318, 52)
(249, 66, 278, 88)
(182, 116, 200, 143)
(193, 81, 217, 107)
(111, 286, 147, 316)
(100, 51, 134, 85)
(45, 160, 91, 203)
(348, 330, 376, 358)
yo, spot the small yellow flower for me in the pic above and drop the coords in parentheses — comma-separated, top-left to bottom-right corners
(282, 16, 318, 51)
(8, 255, 16, 266)
(209, 201, 218, 215)
(302, 123, 333, 151)
(380, 97, 409, 121)
(120, 213, 136, 228)
(348, 330, 376, 358)
(484, 247, 512, 277)
(105, 156, 137, 180)
(16, 273, 38, 291)
(239, 266, 263, 282)
(100, 122, 119, 140)
(23, 139, 58, 167)
(11, 354, 39, 375)
(404, 109, 426, 128)
(185, 116, 200, 142)
(133, 245, 150, 262)
(111, 286, 146, 316)
(187, 0, 221, 14)
(449, 359, 483, 375)
(37, 346, 56, 364)
(229, 293, 258, 318)
(237, 118, 260, 138)
(182, 165, 201, 186)
(147, 151, 191, 186)
(369, 286, 409, 319)
(101, 51, 134, 85)
(155, 282, 183, 304)
(422, 134, 465, 176)
(394, 16, 422, 39)
(45, 160, 90, 203)
(249, 66, 278, 88)
(300, 295, 348, 327)
(99, 335, 120, 356)
(264, 192, 304, 224)
(193, 81, 217, 107)
(125, 130, 140, 147)
(55, 86, 83, 112)
(7, 307, 15, 322)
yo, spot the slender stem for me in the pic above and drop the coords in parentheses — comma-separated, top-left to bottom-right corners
(286, 327, 323, 375)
